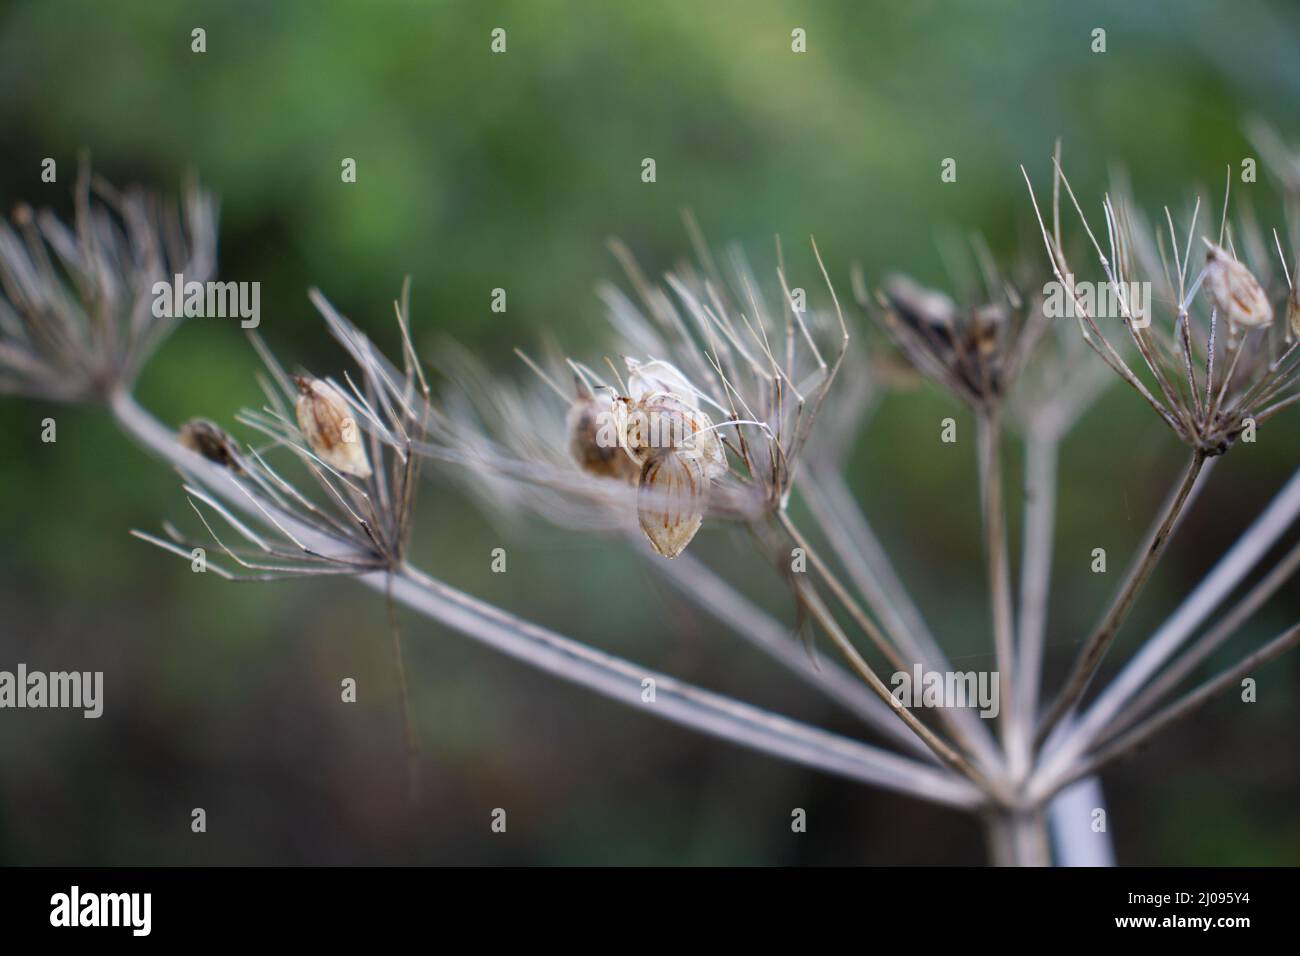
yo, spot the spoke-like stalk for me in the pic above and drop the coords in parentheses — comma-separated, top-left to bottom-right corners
(1036, 450, 1208, 744)
(1098, 535, 1300, 744)
(1036, 464, 1300, 786)
(789, 575, 1002, 799)
(649, 550, 936, 759)
(110, 390, 984, 809)
(977, 411, 1018, 760)
(1043, 623, 1300, 798)
(799, 468, 1004, 774)
(1014, 427, 1058, 777)
(778, 510, 908, 672)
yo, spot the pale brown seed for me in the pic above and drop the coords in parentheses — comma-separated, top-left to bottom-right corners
(566, 392, 638, 482)
(1203, 242, 1273, 331)
(178, 418, 244, 474)
(293, 376, 372, 479)
(638, 451, 706, 558)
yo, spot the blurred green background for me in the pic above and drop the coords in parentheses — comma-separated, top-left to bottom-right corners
(1, 0, 1298, 864)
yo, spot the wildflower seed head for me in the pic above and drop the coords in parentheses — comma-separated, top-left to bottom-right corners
(0, 163, 216, 403)
(875, 273, 1034, 409)
(293, 375, 373, 479)
(1202, 241, 1273, 333)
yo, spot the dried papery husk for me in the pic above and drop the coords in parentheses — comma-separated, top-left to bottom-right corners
(621, 391, 726, 478)
(625, 358, 702, 410)
(638, 450, 706, 558)
(293, 376, 373, 479)
(1203, 242, 1273, 332)
(567, 391, 638, 482)
(178, 418, 245, 473)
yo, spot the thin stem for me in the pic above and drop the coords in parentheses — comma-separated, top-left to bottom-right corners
(1036, 464, 1300, 785)
(778, 510, 908, 673)
(1097, 534, 1300, 744)
(650, 549, 935, 759)
(1015, 427, 1058, 775)
(790, 574, 1001, 799)
(1046, 623, 1300, 797)
(110, 389, 984, 809)
(1036, 450, 1208, 745)
(386, 577, 419, 805)
(977, 411, 1018, 760)
(799, 468, 1005, 774)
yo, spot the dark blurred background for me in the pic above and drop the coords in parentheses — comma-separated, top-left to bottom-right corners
(0, 0, 1297, 864)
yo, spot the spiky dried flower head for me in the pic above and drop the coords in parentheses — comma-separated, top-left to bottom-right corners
(136, 283, 430, 580)
(0, 161, 216, 402)
(1022, 152, 1300, 457)
(1202, 241, 1273, 333)
(294, 374, 373, 479)
(423, 224, 849, 558)
(861, 251, 1045, 412)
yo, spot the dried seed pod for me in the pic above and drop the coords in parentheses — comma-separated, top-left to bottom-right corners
(638, 450, 706, 558)
(620, 391, 726, 478)
(178, 418, 244, 474)
(625, 358, 701, 409)
(293, 375, 372, 479)
(566, 390, 638, 482)
(1202, 242, 1273, 332)
(883, 275, 959, 341)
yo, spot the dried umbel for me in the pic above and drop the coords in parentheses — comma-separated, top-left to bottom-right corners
(178, 418, 244, 474)
(864, 262, 1042, 412)
(138, 284, 430, 580)
(1202, 241, 1273, 334)
(0, 164, 216, 402)
(294, 375, 373, 479)
(1023, 155, 1300, 458)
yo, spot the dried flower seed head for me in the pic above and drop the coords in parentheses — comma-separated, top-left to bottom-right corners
(567, 386, 638, 482)
(875, 272, 1031, 407)
(1202, 241, 1273, 333)
(293, 375, 372, 479)
(638, 450, 706, 558)
(178, 418, 244, 474)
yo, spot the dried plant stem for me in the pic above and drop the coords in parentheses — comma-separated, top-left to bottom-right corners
(788, 573, 1002, 799)
(977, 411, 1019, 761)
(1100, 535, 1300, 744)
(1048, 623, 1300, 796)
(1013, 427, 1058, 775)
(1036, 450, 1208, 744)
(778, 510, 908, 673)
(1035, 465, 1300, 790)
(984, 808, 1051, 867)
(109, 390, 982, 809)
(649, 550, 935, 759)
(799, 469, 1005, 775)
(385, 578, 419, 804)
